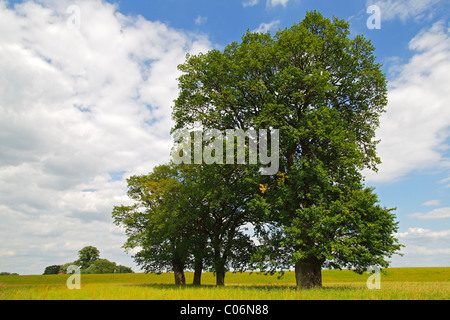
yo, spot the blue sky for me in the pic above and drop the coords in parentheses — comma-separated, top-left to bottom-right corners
(0, 0, 449, 274)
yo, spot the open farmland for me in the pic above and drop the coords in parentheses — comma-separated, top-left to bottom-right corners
(0, 267, 448, 300)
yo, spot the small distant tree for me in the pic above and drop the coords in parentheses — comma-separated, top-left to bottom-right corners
(43, 265, 61, 275)
(115, 265, 134, 273)
(85, 259, 116, 274)
(60, 262, 79, 274)
(56, 247, 132, 274)
(76, 246, 100, 269)
(84, 259, 134, 274)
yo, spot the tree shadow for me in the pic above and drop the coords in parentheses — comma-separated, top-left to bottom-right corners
(128, 283, 362, 292)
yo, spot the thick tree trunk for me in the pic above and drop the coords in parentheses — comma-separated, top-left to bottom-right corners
(216, 269, 225, 286)
(215, 260, 226, 286)
(295, 258, 322, 289)
(173, 262, 186, 285)
(193, 258, 203, 286)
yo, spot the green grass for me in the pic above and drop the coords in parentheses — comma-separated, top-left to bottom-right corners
(1, 267, 449, 300)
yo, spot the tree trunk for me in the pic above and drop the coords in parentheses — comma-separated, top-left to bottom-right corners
(193, 258, 203, 286)
(295, 258, 322, 289)
(216, 269, 225, 286)
(173, 262, 186, 285)
(215, 260, 226, 286)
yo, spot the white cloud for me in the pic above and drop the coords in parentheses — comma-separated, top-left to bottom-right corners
(364, 21, 450, 183)
(0, 0, 211, 274)
(243, 0, 259, 8)
(392, 227, 450, 267)
(0, 249, 15, 257)
(194, 15, 207, 26)
(422, 200, 442, 206)
(244, 0, 291, 8)
(366, 0, 442, 22)
(267, 0, 290, 8)
(393, 244, 450, 267)
(396, 227, 450, 239)
(253, 19, 281, 33)
(400, 245, 450, 255)
(411, 207, 450, 220)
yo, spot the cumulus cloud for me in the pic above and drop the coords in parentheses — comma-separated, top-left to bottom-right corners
(401, 245, 450, 255)
(410, 207, 450, 220)
(194, 15, 207, 26)
(267, 0, 290, 8)
(243, 0, 290, 8)
(394, 244, 450, 267)
(0, 0, 211, 274)
(0, 248, 15, 257)
(366, 0, 443, 22)
(243, 0, 259, 7)
(393, 227, 450, 267)
(253, 19, 281, 33)
(364, 21, 450, 183)
(397, 227, 450, 239)
(422, 200, 442, 206)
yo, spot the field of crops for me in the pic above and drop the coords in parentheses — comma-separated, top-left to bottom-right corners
(0, 267, 448, 300)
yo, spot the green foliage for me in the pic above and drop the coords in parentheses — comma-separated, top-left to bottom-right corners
(171, 10, 402, 287)
(84, 259, 133, 274)
(85, 259, 115, 274)
(0, 272, 19, 276)
(45, 247, 133, 275)
(43, 265, 62, 275)
(112, 10, 403, 289)
(59, 262, 80, 274)
(113, 162, 267, 285)
(113, 163, 191, 276)
(76, 246, 100, 269)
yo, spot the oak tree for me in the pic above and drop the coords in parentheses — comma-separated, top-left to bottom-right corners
(172, 11, 402, 288)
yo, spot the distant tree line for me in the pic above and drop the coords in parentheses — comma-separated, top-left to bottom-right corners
(0, 272, 19, 276)
(43, 246, 134, 275)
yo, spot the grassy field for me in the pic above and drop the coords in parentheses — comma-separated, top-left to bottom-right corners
(0, 267, 448, 300)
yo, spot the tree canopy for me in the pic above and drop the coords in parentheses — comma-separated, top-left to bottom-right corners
(76, 246, 100, 269)
(171, 10, 401, 288)
(113, 161, 266, 285)
(114, 10, 402, 288)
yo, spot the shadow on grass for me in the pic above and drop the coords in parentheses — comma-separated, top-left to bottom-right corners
(127, 283, 363, 292)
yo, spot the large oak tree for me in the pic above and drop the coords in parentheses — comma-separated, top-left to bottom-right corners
(172, 11, 402, 288)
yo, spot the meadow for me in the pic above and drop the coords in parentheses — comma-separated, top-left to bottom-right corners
(0, 267, 448, 300)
